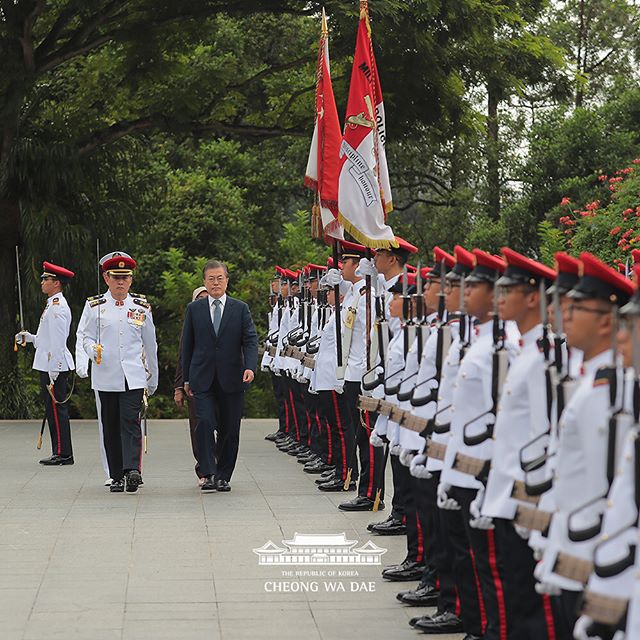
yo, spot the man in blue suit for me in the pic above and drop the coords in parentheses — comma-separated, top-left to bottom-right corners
(182, 259, 258, 492)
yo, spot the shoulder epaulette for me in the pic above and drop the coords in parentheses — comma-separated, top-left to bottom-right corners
(87, 294, 104, 302)
(133, 298, 151, 310)
(89, 298, 106, 308)
(593, 367, 611, 387)
(130, 292, 146, 299)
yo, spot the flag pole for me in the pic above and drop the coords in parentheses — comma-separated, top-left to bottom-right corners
(333, 239, 343, 368)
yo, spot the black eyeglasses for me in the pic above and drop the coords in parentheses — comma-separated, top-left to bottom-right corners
(40, 276, 56, 282)
(568, 303, 610, 316)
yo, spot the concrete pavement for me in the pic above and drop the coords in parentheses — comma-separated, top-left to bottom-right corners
(0, 419, 463, 640)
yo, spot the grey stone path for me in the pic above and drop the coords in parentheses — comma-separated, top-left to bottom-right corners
(0, 419, 463, 640)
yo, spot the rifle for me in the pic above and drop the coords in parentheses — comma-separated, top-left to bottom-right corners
(142, 389, 149, 453)
(362, 278, 389, 391)
(14, 246, 26, 351)
(333, 240, 343, 368)
(463, 277, 508, 447)
(410, 261, 450, 406)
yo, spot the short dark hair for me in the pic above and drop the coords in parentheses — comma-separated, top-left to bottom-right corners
(203, 259, 229, 278)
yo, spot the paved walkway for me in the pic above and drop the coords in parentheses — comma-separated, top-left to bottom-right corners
(0, 419, 463, 640)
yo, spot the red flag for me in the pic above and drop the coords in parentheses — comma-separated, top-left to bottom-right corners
(338, 1, 395, 249)
(304, 9, 343, 240)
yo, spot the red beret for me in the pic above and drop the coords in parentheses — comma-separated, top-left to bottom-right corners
(42, 261, 74, 281)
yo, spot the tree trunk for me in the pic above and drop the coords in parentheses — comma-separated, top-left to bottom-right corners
(486, 83, 500, 220)
(0, 197, 23, 418)
(575, 0, 586, 109)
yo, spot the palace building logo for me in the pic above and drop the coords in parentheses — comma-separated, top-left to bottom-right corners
(253, 532, 387, 566)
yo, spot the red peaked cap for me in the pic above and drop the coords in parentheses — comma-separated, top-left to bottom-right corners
(340, 240, 369, 259)
(388, 272, 417, 294)
(568, 252, 635, 305)
(420, 266, 433, 279)
(497, 247, 556, 287)
(389, 236, 418, 257)
(447, 245, 474, 280)
(549, 252, 581, 295)
(406, 264, 417, 273)
(427, 246, 455, 279)
(327, 257, 343, 269)
(306, 263, 327, 279)
(465, 249, 505, 284)
(101, 254, 136, 274)
(274, 265, 286, 278)
(42, 261, 74, 281)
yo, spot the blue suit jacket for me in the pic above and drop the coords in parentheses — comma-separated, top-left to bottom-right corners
(181, 295, 258, 394)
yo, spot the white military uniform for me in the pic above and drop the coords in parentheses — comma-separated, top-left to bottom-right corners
(79, 292, 158, 392)
(31, 293, 74, 375)
(483, 324, 550, 520)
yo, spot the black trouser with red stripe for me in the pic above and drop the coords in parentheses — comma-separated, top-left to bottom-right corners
(271, 372, 287, 434)
(450, 486, 510, 640)
(98, 387, 144, 482)
(417, 472, 456, 611)
(305, 390, 328, 461)
(343, 381, 384, 499)
(39, 371, 73, 458)
(319, 390, 353, 482)
(391, 454, 424, 564)
(441, 487, 485, 637)
(493, 517, 559, 640)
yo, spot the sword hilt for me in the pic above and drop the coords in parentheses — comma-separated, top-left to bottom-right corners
(95, 344, 102, 365)
(372, 489, 382, 512)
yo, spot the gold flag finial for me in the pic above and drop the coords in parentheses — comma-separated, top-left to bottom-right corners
(321, 7, 328, 36)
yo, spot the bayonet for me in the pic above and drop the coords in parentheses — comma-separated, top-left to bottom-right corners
(95, 239, 102, 365)
(14, 246, 25, 351)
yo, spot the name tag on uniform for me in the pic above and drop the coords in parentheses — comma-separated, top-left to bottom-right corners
(127, 308, 146, 326)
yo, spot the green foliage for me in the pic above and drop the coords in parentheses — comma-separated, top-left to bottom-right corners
(537, 221, 566, 266)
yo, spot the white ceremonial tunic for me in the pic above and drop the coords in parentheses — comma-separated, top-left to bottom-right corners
(32, 293, 74, 374)
(344, 279, 374, 383)
(536, 349, 622, 591)
(310, 309, 342, 393)
(429, 323, 462, 473)
(371, 328, 403, 439)
(441, 319, 493, 490)
(483, 324, 550, 520)
(79, 292, 158, 392)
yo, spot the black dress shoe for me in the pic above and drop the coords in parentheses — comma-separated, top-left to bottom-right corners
(396, 583, 439, 606)
(367, 514, 393, 531)
(303, 464, 325, 474)
(382, 560, 425, 581)
(310, 463, 333, 473)
(317, 478, 356, 492)
(215, 478, 231, 492)
(315, 472, 335, 484)
(287, 446, 307, 456)
(201, 477, 216, 492)
(298, 454, 317, 464)
(40, 454, 74, 466)
(462, 635, 483, 640)
(412, 611, 464, 633)
(110, 479, 125, 493)
(125, 470, 142, 493)
(264, 432, 280, 441)
(370, 517, 406, 536)
(338, 496, 385, 511)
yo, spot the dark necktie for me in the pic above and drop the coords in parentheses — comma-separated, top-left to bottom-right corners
(213, 299, 222, 333)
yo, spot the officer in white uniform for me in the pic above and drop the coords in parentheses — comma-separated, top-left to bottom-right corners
(77, 252, 158, 493)
(16, 261, 75, 465)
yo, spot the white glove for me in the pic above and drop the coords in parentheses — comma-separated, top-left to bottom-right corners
(514, 523, 531, 540)
(356, 257, 377, 279)
(147, 385, 157, 397)
(76, 364, 88, 378)
(15, 331, 35, 344)
(48, 372, 59, 384)
(370, 431, 384, 448)
(389, 443, 403, 456)
(399, 449, 415, 467)
(535, 581, 561, 597)
(324, 268, 342, 287)
(573, 615, 599, 640)
(90, 344, 102, 363)
(409, 454, 431, 479)
(469, 487, 494, 529)
(437, 481, 461, 510)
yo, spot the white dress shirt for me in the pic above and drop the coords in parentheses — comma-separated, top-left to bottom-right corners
(209, 293, 227, 325)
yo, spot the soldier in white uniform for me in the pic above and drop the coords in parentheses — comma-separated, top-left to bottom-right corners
(481, 247, 560, 639)
(77, 252, 158, 493)
(16, 261, 75, 465)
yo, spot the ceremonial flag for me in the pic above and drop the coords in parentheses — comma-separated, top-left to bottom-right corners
(304, 9, 343, 240)
(337, 1, 396, 249)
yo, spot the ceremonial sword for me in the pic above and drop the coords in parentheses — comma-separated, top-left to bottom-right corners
(14, 246, 26, 351)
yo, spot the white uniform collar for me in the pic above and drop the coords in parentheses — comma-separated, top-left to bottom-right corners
(520, 323, 542, 348)
(475, 319, 493, 338)
(582, 348, 613, 376)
